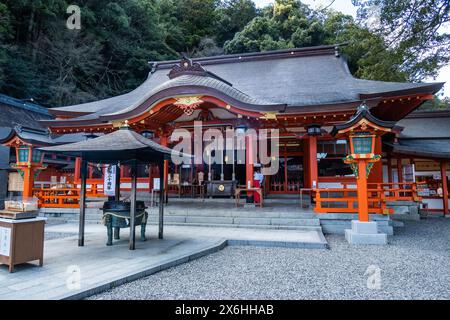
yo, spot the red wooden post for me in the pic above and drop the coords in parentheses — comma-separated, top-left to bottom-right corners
(357, 160, 369, 222)
(22, 167, 34, 199)
(397, 157, 403, 183)
(284, 152, 288, 192)
(307, 136, 318, 189)
(441, 161, 449, 216)
(245, 134, 255, 197)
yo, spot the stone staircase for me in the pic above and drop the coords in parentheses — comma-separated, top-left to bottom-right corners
(39, 197, 322, 232)
(147, 207, 321, 232)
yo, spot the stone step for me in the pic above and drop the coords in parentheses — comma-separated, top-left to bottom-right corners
(147, 209, 315, 219)
(57, 219, 104, 225)
(147, 221, 323, 232)
(147, 214, 320, 226)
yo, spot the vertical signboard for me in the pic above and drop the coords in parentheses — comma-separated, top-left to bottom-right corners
(104, 165, 116, 197)
(0, 226, 11, 257)
(403, 164, 415, 183)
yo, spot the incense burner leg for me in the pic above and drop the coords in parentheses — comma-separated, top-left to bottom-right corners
(140, 212, 148, 241)
(114, 227, 120, 240)
(105, 215, 113, 246)
(141, 223, 147, 241)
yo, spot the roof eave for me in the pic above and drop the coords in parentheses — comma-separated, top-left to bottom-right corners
(359, 82, 445, 100)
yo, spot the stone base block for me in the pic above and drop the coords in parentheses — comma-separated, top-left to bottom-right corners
(345, 230, 388, 245)
(351, 221, 377, 234)
(345, 220, 388, 245)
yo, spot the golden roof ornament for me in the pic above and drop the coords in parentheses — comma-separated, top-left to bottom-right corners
(174, 96, 204, 116)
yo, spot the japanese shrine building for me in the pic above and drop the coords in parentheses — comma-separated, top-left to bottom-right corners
(1, 44, 448, 215)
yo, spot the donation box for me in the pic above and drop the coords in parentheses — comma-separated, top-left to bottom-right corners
(0, 217, 45, 273)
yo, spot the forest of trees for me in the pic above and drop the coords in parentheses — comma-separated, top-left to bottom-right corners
(0, 0, 448, 108)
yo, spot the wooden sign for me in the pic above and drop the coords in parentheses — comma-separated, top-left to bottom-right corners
(415, 161, 450, 172)
(0, 226, 11, 257)
(153, 178, 160, 191)
(104, 165, 116, 196)
(8, 172, 23, 192)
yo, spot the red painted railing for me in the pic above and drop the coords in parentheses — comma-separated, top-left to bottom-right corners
(314, 182, 421, 214)
(33, 183, 104, 208)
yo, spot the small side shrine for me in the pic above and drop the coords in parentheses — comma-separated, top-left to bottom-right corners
(1, 126, 51, 215)
(41, 124, 178, 250)
(332, 104, 400, 245)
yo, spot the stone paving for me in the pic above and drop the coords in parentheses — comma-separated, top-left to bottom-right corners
(0, 222, 327, 300)
(90, 218, 450, 300)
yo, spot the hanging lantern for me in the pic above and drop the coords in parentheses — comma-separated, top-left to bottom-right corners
(306, 124, 322, 137)
(140, 130, 155, 139)
(349, 132, 375, 156)
(31, 148, 44, 164)
(15, 145, 45, 166)
(17, 146, 30, 164)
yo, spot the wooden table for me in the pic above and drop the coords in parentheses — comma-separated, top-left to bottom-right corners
(235, 187, 263, 208)
(0, 217, 46, 273)
(192, 184, 205, 200)
(178, 184, 205, 199)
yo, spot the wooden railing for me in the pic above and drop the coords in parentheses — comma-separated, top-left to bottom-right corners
(32, 184, 105, 208)
(314, 182, 421, 215)
(367, 183, 422, 202)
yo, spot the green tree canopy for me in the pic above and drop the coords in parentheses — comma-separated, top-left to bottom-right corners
(0, 0, 447, 107)
(352, 0, 450, 81)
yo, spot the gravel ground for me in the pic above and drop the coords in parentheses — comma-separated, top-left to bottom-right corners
(88, 218, 450, 300)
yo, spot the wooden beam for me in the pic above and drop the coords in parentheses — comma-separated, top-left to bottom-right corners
(441, 161, 449, 216)
(158, 160, 165, 239)
(129, 160, 137, 250)
(78, 159, 87, 247)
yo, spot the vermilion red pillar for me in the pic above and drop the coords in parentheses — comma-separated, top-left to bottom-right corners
(357, 160, 370, 222)
(397, 157, 403, 183)
(74, 157, 81, 183)
(441, 161, 449, 216)
(307, 136, 318, 189)
(22, 167, 34, 199)
(245, 134, 254, 194)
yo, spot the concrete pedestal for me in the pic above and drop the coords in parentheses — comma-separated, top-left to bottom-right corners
(345, 220, 387, 245)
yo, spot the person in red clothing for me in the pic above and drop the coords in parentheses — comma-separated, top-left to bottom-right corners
(253, 168, 264, 204)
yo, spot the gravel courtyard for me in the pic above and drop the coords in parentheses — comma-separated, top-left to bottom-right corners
(89, 218, 450, 300)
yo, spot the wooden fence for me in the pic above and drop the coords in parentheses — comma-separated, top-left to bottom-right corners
(33, 183, 104, 208)
(314, 182, 421, 215)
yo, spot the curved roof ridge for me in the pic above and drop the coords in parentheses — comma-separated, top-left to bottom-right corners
(151, 44, 340, 69)
(101, 74, 282, 117)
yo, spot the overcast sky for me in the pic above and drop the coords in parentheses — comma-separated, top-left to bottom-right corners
(253, 0, 449, 97)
